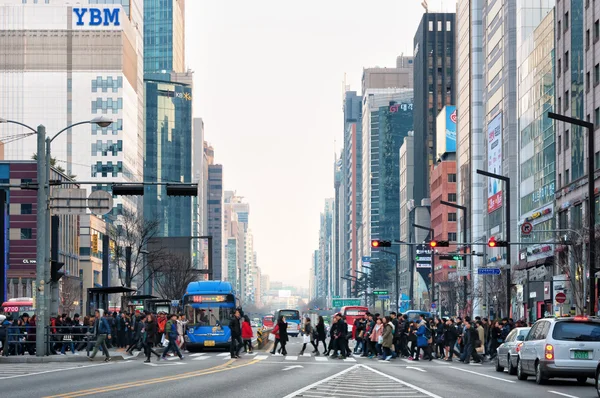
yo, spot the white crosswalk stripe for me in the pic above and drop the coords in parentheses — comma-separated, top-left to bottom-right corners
(314, 356, 328, 362)
(189, 353, 205, 357)
(285, 356, 298, 361)
(255, 355, 268, 360)
(192, 356, 209, 361)
(343, 357, 356, 362)
(217, 353, 230, 357)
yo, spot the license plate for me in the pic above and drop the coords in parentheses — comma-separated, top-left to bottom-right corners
(204, 340, 215, 347)
(573, 350, 589, 359)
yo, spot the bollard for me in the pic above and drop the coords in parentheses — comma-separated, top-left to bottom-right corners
(257, 328, 263, 347)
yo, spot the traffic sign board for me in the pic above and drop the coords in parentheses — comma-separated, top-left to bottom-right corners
(521, 222, 533, 235)
(332, 298, 361, 307)
(373, 290, 389, 296)
(478, 268, 501, 275)
(555, 292, 567, 304)
(377, 295, 390, 300)
(431, 303, 437, 309)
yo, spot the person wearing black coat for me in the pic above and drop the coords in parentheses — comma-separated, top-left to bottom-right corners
(316, 316, 327, 354)
(126, 316, 143, 355)
(142, 315, 160, 362)
(229, 310, 243, 359)
(444, 319, 459, 361)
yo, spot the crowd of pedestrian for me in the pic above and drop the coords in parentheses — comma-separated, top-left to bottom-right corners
(271, 311, 524, 364)
(0, 308, 191, 363)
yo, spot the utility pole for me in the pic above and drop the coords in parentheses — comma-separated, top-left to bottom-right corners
(36, 125, 47, 356)
(125, 246, 132, 288)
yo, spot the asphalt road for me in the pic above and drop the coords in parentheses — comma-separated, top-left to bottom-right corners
(1, 338, 598, 398)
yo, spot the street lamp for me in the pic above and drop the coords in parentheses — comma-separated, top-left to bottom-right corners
(548, 112, 596, 316)
(476, 169, 511, 318)
(413, 223, 436, 312)
(0, 116, 112, 356)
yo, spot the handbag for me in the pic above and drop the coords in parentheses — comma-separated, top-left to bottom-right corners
(377, 335, 383, 344)
(303, 335, 310, 344)
(63, 335, 73, 342)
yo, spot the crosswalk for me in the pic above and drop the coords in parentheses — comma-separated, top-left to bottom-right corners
(0, 363, 92, 379)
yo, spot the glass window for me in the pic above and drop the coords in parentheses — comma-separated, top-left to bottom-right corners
(448, 232, 457, 241)
(565, 130, 569, 149)
(564, 12, 569, 30)
(553, 321, 600, 341)
(448, 193, 457, 202)
(565, 51, 569, 70)
(429, 21, 433, 31)
(21, 228, 32, 239)
(448, 213, 457, 222)
(595, 108, 600, 128)
(438, 21, 442, 31)
(80, 247, 91, 256)
(448, 173, 457, 182)
(20, 204, 32, 214)
(506, 329, 517, 343)
(526, 323, 540, 341)
(595, 21, 600, 40)
(446, 21, 451, 31)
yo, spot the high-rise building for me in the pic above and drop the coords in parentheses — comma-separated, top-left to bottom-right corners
(360, 89, 414, 268)
(192, 118, 207, 269)
(332, 156, 343, 298)
(362, 55, 414, 92)
(515, 9, 555, 323)
(317, 199, 334, 301)
(413, 13, 456, 202)
(399, 134, 415, 295)
(143, 0, 193, 237)
(341, 90, 362, 297)
(207, 153, 223, 280)
(0, 1, 145, 214)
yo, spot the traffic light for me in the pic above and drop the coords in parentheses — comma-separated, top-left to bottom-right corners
(371, 240, 392, 248)
(488, 237, 509, 247)
(429, 240, 449, 248)
(166, 184, 198, 196)
(112, 184, 144, 196)
(51, 260, 65, 282)
(91, 234, 98, 253)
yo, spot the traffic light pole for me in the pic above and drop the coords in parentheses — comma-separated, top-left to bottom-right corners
(477, 169, 511, 318)
(441, 200, 468, 313)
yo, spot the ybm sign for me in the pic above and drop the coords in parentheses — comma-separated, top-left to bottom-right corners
(73, 8, 121, 27)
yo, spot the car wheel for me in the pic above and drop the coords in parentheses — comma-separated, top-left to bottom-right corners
(495, 355, 504, 372)
(577, 376, 588, 385)
(596, 368, 600, 397)
(535, 361, 547, 385)
(508, 356, 517, 376)
(517, 358, 528, 381)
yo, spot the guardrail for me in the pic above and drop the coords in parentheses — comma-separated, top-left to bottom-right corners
(256, 327, 272, 349)
(1, 326, 98, 356)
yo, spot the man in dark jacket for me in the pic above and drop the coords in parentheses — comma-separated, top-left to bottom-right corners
(444, 318, 459, 360)
(229, 310, 243, 359)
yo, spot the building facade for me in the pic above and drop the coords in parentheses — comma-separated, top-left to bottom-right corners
(413, 13, 456, 202)
(0, 1, 145, 214)
(207, 162, 223, 281)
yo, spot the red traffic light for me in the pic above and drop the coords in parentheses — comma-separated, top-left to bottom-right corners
(488, 238, 496, 247)
(429, 240, 449, 248)
(429, 241, 437, 248)
(371, 240, 391, 248)
(488, 237, 509, 247)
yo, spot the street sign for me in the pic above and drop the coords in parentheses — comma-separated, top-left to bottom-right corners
(52, 188, 87, 215)
(332, 298, 361, 307)
(439, 254, 464, 261)
(377, 295, 390, 300)
(431, 303, 437, 309)
(456, 269, 469, 277)
(555, 292, 567, 304)
(373, 290, 389, 296)
(88, 190, 114, 215)
(416, 244, 433, 268)
(521, 222, 533, 235)
(478, 268, 501, 275)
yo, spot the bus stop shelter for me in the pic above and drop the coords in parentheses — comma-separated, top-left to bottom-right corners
(86, 286, 136, 316)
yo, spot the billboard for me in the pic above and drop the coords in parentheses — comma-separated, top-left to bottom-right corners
(435, 106, 457, 156)
(487, 113, 503, 213)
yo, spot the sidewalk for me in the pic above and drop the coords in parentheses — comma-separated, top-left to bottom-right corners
(0, 347, 151, 364)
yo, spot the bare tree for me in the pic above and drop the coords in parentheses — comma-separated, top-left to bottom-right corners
(556, 231, 587, 315)
(60, 276, 82, 316)
(109, 208, 167, 290)
(152, 255, 201, 300)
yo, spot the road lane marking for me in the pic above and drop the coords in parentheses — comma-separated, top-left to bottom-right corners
(406, 366, 426, 372)
(449, 366, 515, 383)
(281, 365, 359, 398)
(189, 353, 205, 357)
(255, 355, 268, 360)
(44, 359, 246, 398)
(282, 365, 303, 371)
(0, 362, 132, 380)
(192, 356, 209, 361)
(285, 356, 298, 361)
(343, 357, 356, 362)
(548, 392, 581, 398)
(217, 353, 229, 357)
(360, 365, 442, 397)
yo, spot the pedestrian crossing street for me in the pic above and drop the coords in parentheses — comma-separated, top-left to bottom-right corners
(182, 352, 472, 366)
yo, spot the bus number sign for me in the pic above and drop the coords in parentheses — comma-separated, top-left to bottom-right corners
(191, 295, 226, 303)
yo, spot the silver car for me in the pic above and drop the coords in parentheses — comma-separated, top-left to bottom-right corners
(495, 327, 530, 375)
(517, 316, 600, 385)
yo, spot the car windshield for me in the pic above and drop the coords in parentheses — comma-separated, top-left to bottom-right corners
(186, 305, 235, 327)
(552, 321, 600, 341)
(280, 310, 300, 320)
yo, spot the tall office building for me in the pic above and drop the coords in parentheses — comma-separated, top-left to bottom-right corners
(515, 9, 555, 322)
(332, 156, 343, 298)
(360, 89, 414, 268)
(341, 90, 362, 296)
(0, 1, 145, 214)
(361, 55, 414, 92)
(399, 134, 415, 295)
(143, 0, 193, 237)
(191, 118, 207, 269)
(317, 199, 334, 301)
(413, 13, 456, 202)
(206, 149, 223, 280)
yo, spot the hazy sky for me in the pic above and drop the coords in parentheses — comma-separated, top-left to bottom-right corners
(185, 0, 449, 287)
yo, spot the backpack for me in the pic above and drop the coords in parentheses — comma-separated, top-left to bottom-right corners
(424, 326, 432, 340)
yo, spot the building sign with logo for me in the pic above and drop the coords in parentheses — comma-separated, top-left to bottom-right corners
(487, 113, 503, 213)
(72, 7, 122, 29)
(435, 106, 457, 156)
(415, 245, 432, 269)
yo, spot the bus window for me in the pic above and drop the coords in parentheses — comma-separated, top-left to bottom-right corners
(278, 310, 300, 320)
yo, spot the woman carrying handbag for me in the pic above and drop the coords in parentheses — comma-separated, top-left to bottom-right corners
(299, 318, 318, 356)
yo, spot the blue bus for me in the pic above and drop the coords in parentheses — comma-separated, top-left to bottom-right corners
(404, 310, 432, 322)
(274, 309, 301, 337)
(183, 281, 240, 351)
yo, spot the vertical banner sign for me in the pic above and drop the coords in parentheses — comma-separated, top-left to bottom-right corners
(446, 106, 457, 152)
(487, 113, 503, 213)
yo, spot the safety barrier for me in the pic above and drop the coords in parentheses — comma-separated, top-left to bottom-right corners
(1, 326, 98, 356)
(256, 327, 272, 349)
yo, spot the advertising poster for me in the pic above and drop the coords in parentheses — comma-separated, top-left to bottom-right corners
(446, 106, 457, 152)
(487, 113, 503, 213)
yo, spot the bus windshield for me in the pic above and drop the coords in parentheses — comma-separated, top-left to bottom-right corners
(184, 294, 236, 326)
(279, 310, 300, 320)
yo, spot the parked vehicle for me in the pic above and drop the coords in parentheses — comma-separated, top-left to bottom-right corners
(517, 315, 600, 385)
(495, 327, 531, 375)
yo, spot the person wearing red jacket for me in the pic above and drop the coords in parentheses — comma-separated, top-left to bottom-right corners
(241, 315, 253, 353)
